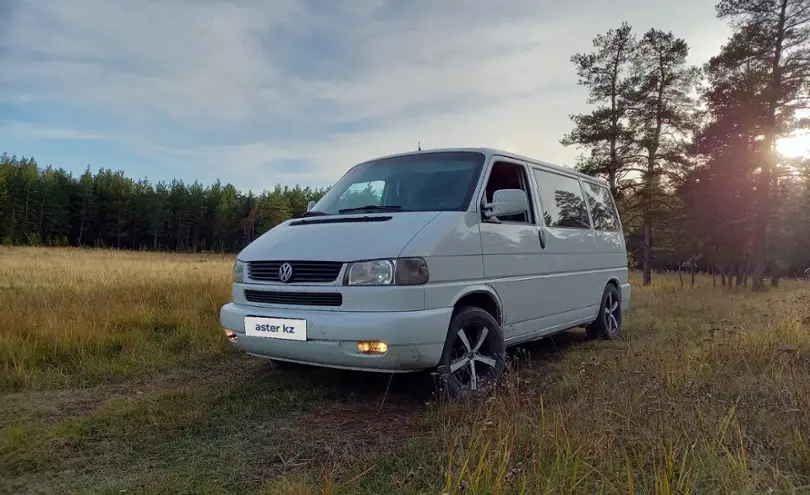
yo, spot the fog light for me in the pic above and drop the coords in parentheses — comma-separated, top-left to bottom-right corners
(357, 341, 388, 354)
(224, 328, 238, 342)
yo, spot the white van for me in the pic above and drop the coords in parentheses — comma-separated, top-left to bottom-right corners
(219, 148, 630, 396)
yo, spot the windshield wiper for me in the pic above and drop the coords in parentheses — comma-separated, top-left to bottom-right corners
(338, 205, 404, 214)
(300, 210, 329, 217)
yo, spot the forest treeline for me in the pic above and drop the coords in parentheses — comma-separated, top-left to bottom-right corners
(0, 156, 327, 252)
(1, 0, 809, 288)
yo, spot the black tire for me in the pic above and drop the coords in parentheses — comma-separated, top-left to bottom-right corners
(586, 284, 622, 340)
(437, 306, 506, 399)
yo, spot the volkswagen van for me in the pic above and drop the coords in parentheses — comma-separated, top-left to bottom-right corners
(219, 148, 630, 396)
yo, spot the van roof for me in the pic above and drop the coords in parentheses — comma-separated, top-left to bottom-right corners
(359, 147, 610, 186)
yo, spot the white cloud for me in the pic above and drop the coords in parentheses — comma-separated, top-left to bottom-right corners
(2, 0, 731, 190)
(2, 121, 109, 141)
(4, 0, 303, 123)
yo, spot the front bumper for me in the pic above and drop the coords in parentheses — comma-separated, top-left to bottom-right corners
(219, 303, 452, 372)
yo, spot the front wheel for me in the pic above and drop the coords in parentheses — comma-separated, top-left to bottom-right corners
(586, 284, 622, 340)
(437, 306, 506, 399)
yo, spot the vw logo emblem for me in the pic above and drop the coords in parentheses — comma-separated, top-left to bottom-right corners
(278, 263, 293, 283)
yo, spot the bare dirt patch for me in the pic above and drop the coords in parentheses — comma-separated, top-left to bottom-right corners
(296, 401, 428, 470)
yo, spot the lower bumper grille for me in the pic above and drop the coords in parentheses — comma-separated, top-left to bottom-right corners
(244, 289, 342, 307)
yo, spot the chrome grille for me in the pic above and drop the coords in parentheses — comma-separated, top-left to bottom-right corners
(247, 261, 343, 283)
(244, 289, 342, 307)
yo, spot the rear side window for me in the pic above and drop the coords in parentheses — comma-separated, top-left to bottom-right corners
(531, 168, 591, 229)
(583, 182, 619, 231)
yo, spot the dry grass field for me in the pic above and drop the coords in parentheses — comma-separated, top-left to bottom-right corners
(1, 246, 810, 494)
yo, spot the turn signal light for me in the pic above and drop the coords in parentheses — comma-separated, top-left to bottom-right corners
(357, 341, 388, 354)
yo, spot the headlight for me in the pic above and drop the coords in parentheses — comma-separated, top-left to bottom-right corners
(345, 259, 394, 285)
(344, 258, 429, 286)
(233, 260, 245, 283)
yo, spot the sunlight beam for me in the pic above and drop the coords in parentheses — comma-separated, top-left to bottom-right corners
(776, 130, 810, 158)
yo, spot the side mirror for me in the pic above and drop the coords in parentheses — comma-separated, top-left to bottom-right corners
(483, 189, 529, 219)
(306, 200, 316, 212)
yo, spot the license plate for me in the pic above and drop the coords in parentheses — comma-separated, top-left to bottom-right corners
(244, 316, 307, 341)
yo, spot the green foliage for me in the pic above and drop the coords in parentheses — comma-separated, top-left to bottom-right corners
(710, 0, 810, 289)
(25, 233, 41, 246)
(565, 9, 809, 284)
(564, 25, 701, 285)
(560, 22, 637, 195)
(0, 154, 327, 252)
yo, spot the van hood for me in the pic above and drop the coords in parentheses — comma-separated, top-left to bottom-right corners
(237, 211, 442, 262)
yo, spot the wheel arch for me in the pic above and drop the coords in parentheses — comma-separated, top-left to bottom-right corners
(450, 286, 503, 325)
(606, 277, 621, 297)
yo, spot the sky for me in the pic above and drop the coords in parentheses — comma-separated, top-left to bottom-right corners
(1, 0, 731, 192)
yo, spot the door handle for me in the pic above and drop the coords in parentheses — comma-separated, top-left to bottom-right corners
(538, 229, 546, 249)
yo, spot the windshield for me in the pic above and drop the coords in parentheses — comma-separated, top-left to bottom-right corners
(312, 151, 486, 215)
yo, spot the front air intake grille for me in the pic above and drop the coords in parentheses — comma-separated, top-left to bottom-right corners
(244, 289, 342, 307)
(247, 261, 343, 283)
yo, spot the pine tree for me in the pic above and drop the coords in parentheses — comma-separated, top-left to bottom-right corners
(626, 29, 701, 285)
(561, 23, 637, 197)
(713, 0, 810, 290)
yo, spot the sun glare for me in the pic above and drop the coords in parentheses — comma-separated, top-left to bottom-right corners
(776, 130, 810, 158)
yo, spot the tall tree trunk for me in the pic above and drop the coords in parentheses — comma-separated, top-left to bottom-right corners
(23, 183, 31, 236)
(641, 164, 655, 287)
(78, 197, 86, 246)
(743, 258, 750, 289)
(750, 173, 772, 291)
(609, 67, 618, 196)
(607, 33, 630, 197)
(38, 194, 45, 235)
(690, 262, 696, 288)
(640, 59, 666, 287)
(608, 170, 617, 198)
(642, 220, 652, 286)
(720, 269, 726, 287)
(751, 0, 787, 291)
(78, 215, 84, 246)
(678, 262, 684, 288)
